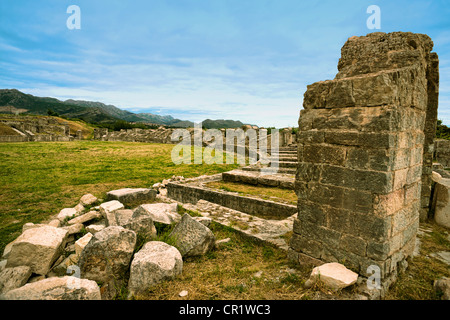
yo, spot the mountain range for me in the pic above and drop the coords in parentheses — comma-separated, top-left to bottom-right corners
(0, 89, 248, 129)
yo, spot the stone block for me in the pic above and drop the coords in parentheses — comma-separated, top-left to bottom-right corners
(6, 226, 68, 275)
(1, 276, 101, 300)
(106, 188, 157, 206)
(306, 263, 359, 291)
(433, 178, 450, 228)
(79, 226, 136, 283)
(303, 144, 346, 166)
(169, 214, 216, 257)
(128, 241, 182, 297)
(0, 266, 32, 294)
(320, 165, 393, 194)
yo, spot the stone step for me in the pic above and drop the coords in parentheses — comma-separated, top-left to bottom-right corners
(271, 151, 297, 156)
(242, 166, 297, 174)
(222, 170, 294, 189)
(273, 161, 298, 168)
(270, 156, 297, 162)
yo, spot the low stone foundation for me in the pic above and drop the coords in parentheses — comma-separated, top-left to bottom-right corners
(167, 174, 297, 220)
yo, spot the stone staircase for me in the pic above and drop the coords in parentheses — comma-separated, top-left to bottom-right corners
(242, 144, 298, 175)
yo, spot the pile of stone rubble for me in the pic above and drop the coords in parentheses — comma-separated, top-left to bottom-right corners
(0, 187, 217, 300)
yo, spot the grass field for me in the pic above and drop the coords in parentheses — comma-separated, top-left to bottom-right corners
(0, 140, 449, 300)
(0, 140, 239, 253)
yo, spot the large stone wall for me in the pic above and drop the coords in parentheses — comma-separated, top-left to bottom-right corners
(0, 115, 72, 142)
(289, 32, 439, 290)
(94, 126, 296, 151)
(435, 139, 450, 168)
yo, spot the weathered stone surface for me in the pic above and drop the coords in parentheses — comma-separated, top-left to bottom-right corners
(80, 193, 98, 206)
(0, 266, 32, 294)
(336, 32, 434, 79)
(128, 241, 182, 297)
(306, 263, 358, 291)
(433, 178, 450, 228)
(62, 223, 84, 235)
(115, 209, 134, 226)
(48, 219, 61, 228)
(434, 277, 450, 300)
(68, 211, 102, 225)
(6, 226, 68, 275)
(169, 214, 216, 257)
(290, 32, 437, 284)
(22, 223, 46, 233)
(99, 200, 125, 226)
(85, 223, 105, 235)
(0, 260, 6, 272)
(123, 216, 157, 241)
(194, 216, 212, 227)
(75, 233, 93, 256)
(106, 188, 157, 206)
(50, 254, 79, 277)
(78, 226, 136, 283)
(435, 139, 450, 168)
(74, 203, 85, 214)
(1, 276, 101, 300)
(57, 208, 78, 221)
(134, 203, 181, 225)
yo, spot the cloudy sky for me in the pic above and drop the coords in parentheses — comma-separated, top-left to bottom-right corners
(0, 0, 449, 127)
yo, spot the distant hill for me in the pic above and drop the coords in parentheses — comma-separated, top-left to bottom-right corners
(0, 89, 253, 129)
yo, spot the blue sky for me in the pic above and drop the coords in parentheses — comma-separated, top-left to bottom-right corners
(0, 0, 449, 127)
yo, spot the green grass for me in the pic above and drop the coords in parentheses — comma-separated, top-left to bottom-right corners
(0, 140, 239, 253)
(1, 140, 449, 300)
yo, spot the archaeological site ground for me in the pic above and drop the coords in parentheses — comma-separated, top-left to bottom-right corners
(0, 32, 449, 302)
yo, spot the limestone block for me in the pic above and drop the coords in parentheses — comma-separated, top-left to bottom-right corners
(306, 263, 358, 291)
(50, 253, 79, 277)
(78, 226, 136, 283)
(434, 178, 450, 228)
(68, 211, 102, 225)
(303, 67, 425, 110)
(123, 215, 157, 241)
(48, 219, 61, 228)
(75, 233, 93, 256)
(6, 226, 68, 275)
(74, 203, 85, 214)
(62, 223, 84, 236)
(169, 214, 216, 257)
(85, 224, 105, 235)
(0, 266, 32, 294)
(1, 276, 101, 300)
(99, 200, 125, 226)
(133, 203, 181, 225)
(80, 193, 98, 206)
(128, 241, 182, 297)
(106, 188, 157, 206)
(115, 209, 134, 226)
(22, 223, 46, 233)
(57, 208, 78, 221)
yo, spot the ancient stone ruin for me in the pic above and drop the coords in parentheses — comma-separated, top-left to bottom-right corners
(0, 115, 73, 142)
(288, 32, 440, 292)
(1, 31, 448, 300)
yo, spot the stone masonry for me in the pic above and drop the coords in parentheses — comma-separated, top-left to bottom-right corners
(289, 32, 439, 289)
